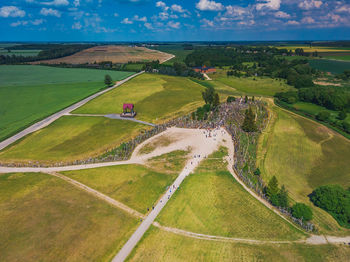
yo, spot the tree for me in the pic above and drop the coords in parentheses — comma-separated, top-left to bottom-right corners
(267, 176, 279, 197)
(338, 110, 347, 120)
(242, 107, 257, 132)
(316, 111, 330, 122)
(291, 203, 313, 222)
(227, 96, 236, 103)
(254, 168, 261, 176)
(104, 74, 113, 87)
(278, 185, 289, 208)
(244, 95, 248, 103)
(252, 96, 255, 102)
(213, 93, 220, 108)
(202, 86, 215, 105)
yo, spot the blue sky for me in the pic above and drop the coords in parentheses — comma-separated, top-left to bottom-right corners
(1, 0, 350, 41)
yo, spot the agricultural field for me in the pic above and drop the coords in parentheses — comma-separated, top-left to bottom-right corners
(0, 49, 41, 57)
(211, 69, 295, 96)
(257, 103, 350, 235)
(127, 227, 350, 262)
(0, 116, 148, 164)
(149, 44, 194, 65)
(0, 172, 139, 262)
(34, 45, 173, 64)
(276, 45, 350, 53)
(323, 55, 350, 61)
(308, 59, 350, 74)
(0, 65, 133, 141)
(63, 163, 179, 214)
(157, 148, 305, 241)
(74, 73, 205, 123)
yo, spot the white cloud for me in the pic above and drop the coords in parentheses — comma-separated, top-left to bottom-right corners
(336, 5, 350, 13)
(158, 12, 169, 20)
(167, 21, 180, 28)
(171, 4, 185, 13)
(275, 11, 291, 18)
(40, 8, 61, 17)
(114, 13, 119, 17)
(121, 18, 133, 24)
(133, 15, 147, 22)
(196, 0, 224, 11)
(10, 19, 44, 27)
(144, 22, 153, 29)
(73, 0, 80, 7)
(301, 16, 315, 23)
(41, 0, 69, 6)
(0, 6, 26, 18)
(298, 0, 323, 10)
(156, 1, 169, 11)
(32, 18, 44, 25)
(201, 18, 214, 27)
(286, 20, 300, 25)
(72, 21, 82, 29)
(256, 0, 281, 10)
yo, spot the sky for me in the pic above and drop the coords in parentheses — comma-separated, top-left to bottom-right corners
(1, 0, 350, 41)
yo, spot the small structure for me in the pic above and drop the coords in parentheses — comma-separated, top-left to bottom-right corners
(193, 66, 216, 74)
(120, 103, 136, 118)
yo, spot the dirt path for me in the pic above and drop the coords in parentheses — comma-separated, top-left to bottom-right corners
(0, 71, 144, 152)
(203, 73, 212, 80)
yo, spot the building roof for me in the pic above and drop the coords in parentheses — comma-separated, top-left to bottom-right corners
(123, 103, 134, 110)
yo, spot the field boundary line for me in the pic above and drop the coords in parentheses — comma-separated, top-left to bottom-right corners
(0, 71, 144, 151)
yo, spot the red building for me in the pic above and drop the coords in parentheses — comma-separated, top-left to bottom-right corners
(193, 66, 216, 74)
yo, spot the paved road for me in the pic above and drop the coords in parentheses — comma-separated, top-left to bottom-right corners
(0, 71, 144, 152)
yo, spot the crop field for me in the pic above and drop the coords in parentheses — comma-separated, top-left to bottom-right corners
(308, 59, 350, 74)
(74, 73, 205, 123)
(0, 116, 148, 164)
(212, 70, 295, 96)
(276, 45, 350, 52)
(323, 55, 350, 61)
(0, 49, 41, 56)
(0, 65, 133, 141)
(149, 44, 194, 65)
(127, 227, 350, 262)
(257, 104, 350, 235)
(157, 148, 305, 241)
(34, 45, 173, 64)
(63, 164, 178, 214)
(0, 172, 139, 262)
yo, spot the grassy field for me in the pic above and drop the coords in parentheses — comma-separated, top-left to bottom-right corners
(0, 49, 41, 56)
(0, 116, 148, 164)
(309, 59, 350, 74)
(321, 55, 350, 61)
(63, 164, 178, 214)
(74, 73, 205, 123)
(0, 65, 133, 141)
(157, 148, 305, 241)
(276, 45, 350, 52)
(211, 69, 295, 96)
(0, 172, 139, 262)
(150, 44, 193, 65)
(257, 102, 350, 235)
(127, 227, 350, 262)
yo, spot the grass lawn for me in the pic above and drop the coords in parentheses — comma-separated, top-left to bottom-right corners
(0, 65, 133, 142)
(63, 164, 178, 214)
(157, 148, 305, 241)
(257, 103, 350, 235)
(308, 59, 350, 74)
(212, 69, 295, 96)
(127, 227, 350, 262)
(150, 44, 193, 66)
(74, 73, 205, 123)
(0, 116, 148, 164)
(0, 172, 139, 262)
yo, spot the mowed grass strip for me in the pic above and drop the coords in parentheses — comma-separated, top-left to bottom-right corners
(157, 148, 305, 241)
(258, 104, 350, 235)
(0, 65, 133, 141)
(126, 227, 350, 262)
(0, 172, 139, 262)
(0, 116, 148, 164)
(63, 164, 178, 214)
(74, 73, 205, 123)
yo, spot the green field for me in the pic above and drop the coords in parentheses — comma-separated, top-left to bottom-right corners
(127, 227, 350, 262)
(74, 73, 205, 123)
(0, 49, 41, 57)
(63, 164, 178, 214)
(212, 69, 295, 96)
(157, 148, 305, 241)
(0, 116, 148, 164)
(150, 44, 193, 65)
(0, 65, 133, 141)
(258, 103, 350, 235)
(323, 55, 350, 61)
(0, 172, 138, 262)
(309, 59, 350, 74)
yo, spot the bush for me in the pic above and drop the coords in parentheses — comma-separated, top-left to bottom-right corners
(291, 203, 313, 221)
(316, 111, 330, 122)
(338, 110, 347, 120)
(227, 96, 236, 103)
(343, 121, 350, 133)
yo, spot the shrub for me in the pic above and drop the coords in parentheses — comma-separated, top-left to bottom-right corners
(227, 96, 236, 103)
(343, 121, 350, 133)
(291, 203, 313, 221)
(337, 110, 347, 120)
(316, 111, 330, 122)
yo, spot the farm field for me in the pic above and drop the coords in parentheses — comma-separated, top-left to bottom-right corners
(157, 148, 305, 241)
(74, 73, 205, 123)
(127, 227, 350, 262)
(149, 44, 194, 65)
(0, 65, 133, 141)
(0, 49, 41, 57)
(323, 55, 350, 61)
(212, 71, 295, 96)
(0, 172, 139, 262)
(308, 59, 350, 74)
(0, 116, 148, 164)
(63, 163, 180, 214)
(257, 103, 350, 235)
(276, 45, 350, 52)
(34, 45, 173, 64)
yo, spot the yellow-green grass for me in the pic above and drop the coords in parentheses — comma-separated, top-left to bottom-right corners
(0, 172, 138, 262)
(212, 69, 295, 96)
(127, 227, 350, 262)
(258, 103, 350, 235)
(139, 134, 177, 155)
(146, 150, 190, 175)
(63, 164, 178, 214)
(276, 46, 350, 53)
(73, 73, 205, 123)
(0, 116, 148, 164)
(157, 148, 306, 241)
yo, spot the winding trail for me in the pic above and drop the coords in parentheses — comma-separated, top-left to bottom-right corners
(0, 71, 144, 152)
